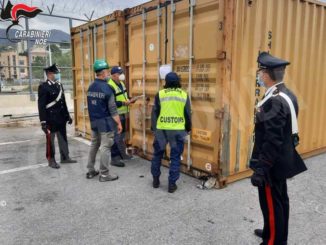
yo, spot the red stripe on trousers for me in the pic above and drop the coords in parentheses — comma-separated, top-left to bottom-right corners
(265, 185, 276, 245)
(46, 132, 51, 160)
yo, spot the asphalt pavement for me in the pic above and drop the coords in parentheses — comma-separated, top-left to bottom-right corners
(0, 126, 325, 245)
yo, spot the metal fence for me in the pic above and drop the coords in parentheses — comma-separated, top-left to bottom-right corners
(0, 10, 88, 100)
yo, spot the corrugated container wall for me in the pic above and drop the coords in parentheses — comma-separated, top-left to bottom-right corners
(126, 0, 226, 180)
(225, 0, 326, 183)
(71, 11, 126, 138)
(71, 0, 326, 187)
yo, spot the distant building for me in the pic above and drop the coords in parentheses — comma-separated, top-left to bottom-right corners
(0, 48, 28, 80)
(17, 41, 27, 55)
(30, 46, 47, 61)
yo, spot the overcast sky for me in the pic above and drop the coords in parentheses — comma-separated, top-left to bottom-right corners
(1, 0, 326, 33)
(0, 0, 149, 32)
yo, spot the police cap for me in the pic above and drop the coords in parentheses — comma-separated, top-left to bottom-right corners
(44, 63, 60, 74)
(257, 52, 290, 69)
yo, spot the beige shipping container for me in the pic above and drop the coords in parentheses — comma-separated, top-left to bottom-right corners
(126, 0, 226, 183)
(71, 11, 126, 139)
(72, 0, 326, 187)
(226, 0, 326, 183)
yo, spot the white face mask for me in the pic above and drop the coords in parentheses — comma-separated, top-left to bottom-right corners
(119, 74, 126, 81)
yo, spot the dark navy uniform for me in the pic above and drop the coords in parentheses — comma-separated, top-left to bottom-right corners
(38, 79, 70, 129)
(86, 77, 118, 176)
(38, 64, 73, 166)
(87, 78, 116, 132)
(250, 52, 307, 245)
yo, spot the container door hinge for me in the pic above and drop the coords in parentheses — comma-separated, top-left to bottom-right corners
(217, 51, 226, 60)
(215, 108, 224, 119)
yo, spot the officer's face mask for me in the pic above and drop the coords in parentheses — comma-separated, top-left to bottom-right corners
(257, 72, 266, 88)
(119, 73, 126, 81)
(54, 73, 61, 82)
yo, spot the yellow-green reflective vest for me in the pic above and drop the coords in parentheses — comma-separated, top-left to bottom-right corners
(108, 79, 129, 115)
(157, 88, 187, 130)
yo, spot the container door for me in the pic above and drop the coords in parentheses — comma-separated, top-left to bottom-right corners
(127, 0, 225, 179)
(72, 27, 94, 139)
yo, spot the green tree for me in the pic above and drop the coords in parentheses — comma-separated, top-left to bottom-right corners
(32, 56, 46, 80)
(49, 44, 62, 59)
(50, 44, 72, 88)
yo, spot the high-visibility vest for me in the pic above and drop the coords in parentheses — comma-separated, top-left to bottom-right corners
(157, 88, 187, 130)
(108, 79, 129, 115)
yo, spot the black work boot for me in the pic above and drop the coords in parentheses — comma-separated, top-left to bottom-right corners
(61, 158, 77, 164)
(152, 176, 160, 188)
(122, 154, 134, 160)
(168, 183, 178, 193)
(48, 159, 60, 169)
(254, 229, 263, 238)
(111, 160, 125, 167)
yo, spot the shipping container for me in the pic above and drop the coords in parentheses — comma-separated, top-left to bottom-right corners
(71, 0, 326, 187)
(71, 11, 126, 138)
(226, 0, 326, 183)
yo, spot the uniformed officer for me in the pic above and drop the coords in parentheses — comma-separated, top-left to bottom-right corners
(38, 63, 77, 169)
(250, 52, 307, 245)
(151, 72, 192, 193)
(108, 66, 137, 167)
(86, 60, 122, 182)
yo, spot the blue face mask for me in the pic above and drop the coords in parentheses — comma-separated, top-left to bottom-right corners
(54, 73, 61, 82)
(257, 74, 266, 88)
